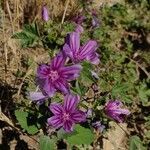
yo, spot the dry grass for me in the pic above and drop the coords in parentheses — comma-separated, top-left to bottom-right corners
(0, 0, 80, 97)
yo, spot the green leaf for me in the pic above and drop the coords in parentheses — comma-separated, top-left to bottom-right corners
(58, 125, 94, 146)
(138, 82, 150, 106)
(129, 136, 146, 150)
(39, 136, 56, 150)
(12, 23, 40, 48)
(79, 61, 94, 86)
(111, 82, 132, 103)
(15, 110, 39, 135)
(71, 80, 87, 96)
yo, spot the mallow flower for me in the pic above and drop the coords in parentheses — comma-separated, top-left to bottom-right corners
(42, 6, 49, 22)
(28, 91, 48, 105)
(105, 100, 130, 123)
(36, 53, 82, 97)
(63, 32, 99, 64)
(47, 94, 86, 132)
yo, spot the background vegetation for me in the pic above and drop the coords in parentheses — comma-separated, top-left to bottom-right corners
(0, 0, 150, 149)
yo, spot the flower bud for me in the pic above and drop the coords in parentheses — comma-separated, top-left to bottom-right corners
(42, 6, 49, 22)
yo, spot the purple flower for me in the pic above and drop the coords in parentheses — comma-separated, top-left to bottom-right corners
(63, 32, 100, 64)
(105, 100, 130, 123)
(47, 94, 86, 132)
(42, 6, 49, 22)
(75, 24, 84, 34)
(28, 91, 48, 105)
(92, 121, 105, 132)
(36, 53, 82, 97)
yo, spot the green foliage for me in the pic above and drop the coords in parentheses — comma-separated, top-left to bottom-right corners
(71, 80, 88, 96)
(39, 136, 56, 150)
(79, 61, 95, 86)
(129, 136, 146, 150)
(12, 23, 40, 48)
(43, 21, 75, 48)
(93, 1, 150, 108)
(137, 81, 150, 106)
(15, 110, 39, 134)
(145, 115, 150, 130)
(144, 115, 150, 143)
(58, 125, 94, 146)
(144, 130, 150, 139)
(111, 82, 132, 103)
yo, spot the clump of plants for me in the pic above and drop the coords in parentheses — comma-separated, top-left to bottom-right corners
(12, 0, 150, 149)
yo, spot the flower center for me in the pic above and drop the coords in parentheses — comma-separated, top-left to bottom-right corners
(49, 70, 59, 82)
(63, 113, 70, 121)
(74, 52, 81, 62)
(74, 52, 79, 59)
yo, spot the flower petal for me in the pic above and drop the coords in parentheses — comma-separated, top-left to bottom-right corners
(75, 25, 84, 34)
(66, 32, 80, 53)
(60, 64, 82, 80)
(28, 91, 47, 104)
(111, 109, 130, 115)
(79, 40, 97, 58)
(37, 64, 50, 78)
(106, 100, 123, 110)
(63, 120, 74, 132)
(62, 44, 74, 59)
(86, 52, 100, 65)
(51, 52, 66, 69)
(113, 115, 125, 123)
(105, 100, 130, 123)
(43, 78, 56, 97)
(71, 110, 86, 123)
(64, 94, 80, 112)
(49, 103, 63, 115)
(47, 116, 63, 129)
(54, 79, 70, 94)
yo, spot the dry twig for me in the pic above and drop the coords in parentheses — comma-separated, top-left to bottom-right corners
(2, 10, 8, 83)
(61, 0, 70, 24)
(6, 0, 14, 33)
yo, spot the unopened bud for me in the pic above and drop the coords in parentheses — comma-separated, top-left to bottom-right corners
(42, 6, 49, 22)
